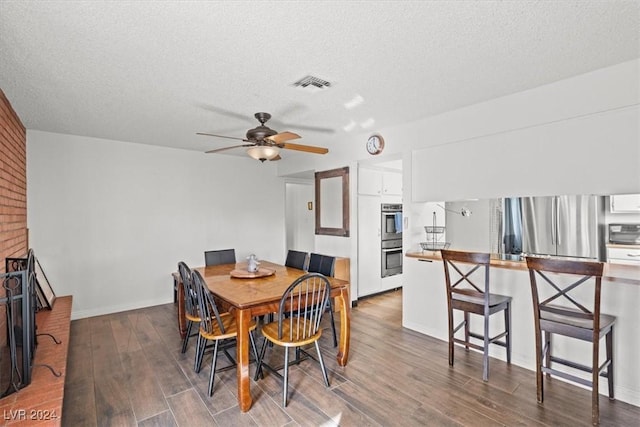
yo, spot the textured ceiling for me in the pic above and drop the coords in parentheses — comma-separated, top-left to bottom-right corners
(1, 1, 638, 160)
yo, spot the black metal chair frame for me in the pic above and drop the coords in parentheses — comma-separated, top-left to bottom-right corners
(526, 256, 615, 425)
(307, 253, 338, 348)
(192, 269, 259, 397)
(178, 262, 199, 360)
(285, 249, 308, 271)
(254, 273, 332, 407)
(441, 250, 512, 382)
(204, 249, 236, 266)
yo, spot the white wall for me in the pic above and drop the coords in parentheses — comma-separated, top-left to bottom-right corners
(284, 180, 314, 253)
(27, 131, 286, 319)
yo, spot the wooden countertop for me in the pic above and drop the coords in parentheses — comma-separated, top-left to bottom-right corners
(606, 243, 640, 249)
(406, 251, 640, 286)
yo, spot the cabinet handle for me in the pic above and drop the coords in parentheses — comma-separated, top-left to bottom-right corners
(418, 259, 433, 263)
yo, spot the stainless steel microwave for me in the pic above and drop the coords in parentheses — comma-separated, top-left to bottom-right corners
(608, 223, 640, 245)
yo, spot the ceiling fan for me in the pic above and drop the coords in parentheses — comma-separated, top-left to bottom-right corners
(197, 112, 329, 162)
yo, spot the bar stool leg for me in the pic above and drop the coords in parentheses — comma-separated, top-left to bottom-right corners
(505, 302, 512, 364)
(606, 327, 615, 400)
(544, 331, 552, 378)
(535, 329, 544, 403)
(482, 309, 489, 382)
(591, 338, 600, 425)
(448, 310, 455, 366)
(464, 312, 470, 350)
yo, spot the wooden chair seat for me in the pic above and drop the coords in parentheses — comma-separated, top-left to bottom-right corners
(539, 306, 616, 342)
(185, 312, 201, 323)
(199, 312, 257, 341)
(261, 321, 323, 347)
(452, 292, 512, 315)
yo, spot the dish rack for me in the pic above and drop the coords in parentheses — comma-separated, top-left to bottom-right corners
(420, 213, 450, 251)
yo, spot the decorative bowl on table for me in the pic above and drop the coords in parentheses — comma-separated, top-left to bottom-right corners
(230, 267, 275, 279)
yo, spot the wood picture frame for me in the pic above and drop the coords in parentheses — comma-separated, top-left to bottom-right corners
(315, 166, 350, 237)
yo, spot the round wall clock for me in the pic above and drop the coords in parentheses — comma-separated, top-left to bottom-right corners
(366, 134, 385, 155)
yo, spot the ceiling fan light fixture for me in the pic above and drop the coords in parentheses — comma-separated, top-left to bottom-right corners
(247, 146, 280, 162)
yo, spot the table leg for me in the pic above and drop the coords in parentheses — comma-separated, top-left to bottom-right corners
(236, 308, 252, 412)
(335, 287, 351, 366)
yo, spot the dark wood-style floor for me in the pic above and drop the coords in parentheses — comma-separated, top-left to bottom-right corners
(62, 290, 639, 426)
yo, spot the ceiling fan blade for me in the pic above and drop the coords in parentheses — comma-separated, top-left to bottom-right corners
(269, 154, 282, 161)
(205, 144, 254, 154)
(270, 118, 335, 134)
(197, 132, 248, 142)
(196, 104, 253, 123)
(265, 131, 301, 144)
(281, 142, 329, 154)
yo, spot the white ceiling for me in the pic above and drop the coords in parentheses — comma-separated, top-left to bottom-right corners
(1, 1, 638, 160)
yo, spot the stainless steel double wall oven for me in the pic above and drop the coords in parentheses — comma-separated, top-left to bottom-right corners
(381, 203, 403, 277)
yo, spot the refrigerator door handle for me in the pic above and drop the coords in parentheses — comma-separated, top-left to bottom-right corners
(555, 196, 561, 246)
(551, 196, 556, 245)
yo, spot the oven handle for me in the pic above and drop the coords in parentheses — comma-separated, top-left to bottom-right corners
(382, 248, 403, 253)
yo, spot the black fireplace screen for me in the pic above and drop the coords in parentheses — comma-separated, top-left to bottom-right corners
(1, 251, 38, 397)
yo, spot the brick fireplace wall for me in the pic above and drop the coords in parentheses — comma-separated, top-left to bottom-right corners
(0, 89, 28, 273)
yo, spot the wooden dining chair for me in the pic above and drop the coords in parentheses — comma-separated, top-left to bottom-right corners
(204, 249, 236, 266)
(307, 253, 338, 347)
(254, 273, 332, 407)
(191, 269, 259, 397)
(285, 249, 308, 271)
(177, 262, 200, 366)
(440, 249, 512, 381)
(525, 257, 615, 425)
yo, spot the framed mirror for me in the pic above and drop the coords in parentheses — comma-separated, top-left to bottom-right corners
(315, 166, 350, 237)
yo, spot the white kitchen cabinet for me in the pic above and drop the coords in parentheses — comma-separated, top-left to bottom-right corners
(610, 194, 640, 212)
(607, 246, 640, 265)
(358, 167, 382, 195)
(358, 167, 402, 196)
(383, 171, 402, 195)
(357, 195, 382, 296)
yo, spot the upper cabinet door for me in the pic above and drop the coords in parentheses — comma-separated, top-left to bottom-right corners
(610, 194, 640, 212)
(358, 167, 382, 196)
(383, 171, 402, 196)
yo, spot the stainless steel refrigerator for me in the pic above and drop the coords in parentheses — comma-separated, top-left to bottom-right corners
(521, 195, 605, 260)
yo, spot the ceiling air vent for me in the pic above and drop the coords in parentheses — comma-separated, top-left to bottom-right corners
(293, 75, 331, 90)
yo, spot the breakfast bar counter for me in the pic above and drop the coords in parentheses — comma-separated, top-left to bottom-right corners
(402, 251, 640, 408)
(405, 251, 640, 285)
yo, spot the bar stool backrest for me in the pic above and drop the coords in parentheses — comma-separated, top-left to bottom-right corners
(526, 257, 604, 340)
(441, 249, 491, 306)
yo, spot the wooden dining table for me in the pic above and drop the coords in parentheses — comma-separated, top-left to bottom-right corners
(172, 260, 351, 412)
